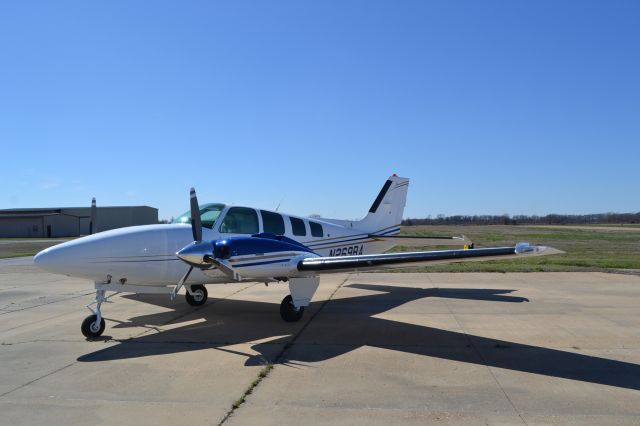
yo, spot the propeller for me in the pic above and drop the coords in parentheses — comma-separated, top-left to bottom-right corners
(190, 188, 202, 242)
(171, 188, 205, 299)
(90, 197, 97, 235)
(172, 188, 242, 300)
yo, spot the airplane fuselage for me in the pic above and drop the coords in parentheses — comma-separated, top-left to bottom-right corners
(35, 204, 400, 287)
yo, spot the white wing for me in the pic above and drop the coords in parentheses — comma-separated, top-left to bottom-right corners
(298, 243, 562, 274)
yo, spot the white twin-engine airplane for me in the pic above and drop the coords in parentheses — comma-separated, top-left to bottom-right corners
(34, 175, 559, 338)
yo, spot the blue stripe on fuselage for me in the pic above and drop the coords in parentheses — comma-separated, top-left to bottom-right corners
(233, 258, 291, 268)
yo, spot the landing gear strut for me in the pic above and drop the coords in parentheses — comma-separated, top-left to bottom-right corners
(280, 294, 304, 322)
(185, 284, 208, 306)
(79, 281, 210, 339)
(81, 289, 106, 339)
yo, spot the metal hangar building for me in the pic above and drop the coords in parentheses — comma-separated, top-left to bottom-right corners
(0, 206, 158, 238)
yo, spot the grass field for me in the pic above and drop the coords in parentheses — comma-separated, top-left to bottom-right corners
(581, 223, 640, 228)
(0, 240, 69, 259)
(392, 225, 640, 273)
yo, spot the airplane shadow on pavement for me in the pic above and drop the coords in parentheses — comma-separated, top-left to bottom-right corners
(77, 283, 640, 391)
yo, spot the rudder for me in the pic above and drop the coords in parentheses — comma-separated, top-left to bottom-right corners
(357, 175, 409, 233)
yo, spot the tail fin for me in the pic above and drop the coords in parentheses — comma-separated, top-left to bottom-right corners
(356, 175, 409, 233)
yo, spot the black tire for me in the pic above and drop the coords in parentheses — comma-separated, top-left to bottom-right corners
(81, 314, 105, 339)
(280, 294, 304, 322)
(185, 284, 208, 306)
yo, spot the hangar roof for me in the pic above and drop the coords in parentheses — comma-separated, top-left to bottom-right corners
(0, 213, 77, 219)
(0, 206, 157, 215)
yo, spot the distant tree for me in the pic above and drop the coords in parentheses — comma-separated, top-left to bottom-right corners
(401, 212, 640, 226)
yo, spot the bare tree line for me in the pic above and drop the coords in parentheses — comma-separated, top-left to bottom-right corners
(402, 212, 640, 226)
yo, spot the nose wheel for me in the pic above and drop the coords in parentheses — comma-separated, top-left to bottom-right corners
(81, 314, 105, 338)
(280, 294, 304, 322)
(185, 284, 208, 306)
(82, 289, 107, 339)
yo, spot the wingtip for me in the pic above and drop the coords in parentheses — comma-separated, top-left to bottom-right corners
(515, 242, 564, 256)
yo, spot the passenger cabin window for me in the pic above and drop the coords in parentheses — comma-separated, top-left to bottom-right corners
(290, 217, 306, 236)
(309, 221, 323, 237)
(219, 207, 259, 234)
(261, 210, 285, 235)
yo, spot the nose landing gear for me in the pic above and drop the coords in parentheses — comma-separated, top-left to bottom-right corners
(82, 289, 107, 339)
(78, 281, 213, 339)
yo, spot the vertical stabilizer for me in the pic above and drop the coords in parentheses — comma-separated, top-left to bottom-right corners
(356, 175, 409, 233)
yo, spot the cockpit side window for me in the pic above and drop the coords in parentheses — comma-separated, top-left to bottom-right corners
(200, 205, 224, 229)
(260, 210, 285, 235)
(219, 207, 259, 234)
(172, 203, 225, 229)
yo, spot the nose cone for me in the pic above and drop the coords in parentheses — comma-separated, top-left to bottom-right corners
(176, 241, 214, 267)
(34, 248, 48, 267)
(34, 243, 74, 275)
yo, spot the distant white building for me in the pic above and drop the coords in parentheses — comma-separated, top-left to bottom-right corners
(0, 206, 158, 238)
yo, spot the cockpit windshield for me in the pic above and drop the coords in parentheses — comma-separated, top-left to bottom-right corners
(172, 203, 225, 229)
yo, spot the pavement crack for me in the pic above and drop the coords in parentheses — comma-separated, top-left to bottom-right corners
(1, 339, 86, 346)
(0, 361, 77, 399)
(1, 283, 261, 398)
(437, 285, 529, 426)
(0, 291, 95, 315)
(218, 274, 351, 425)
(274, 275, 350, 365)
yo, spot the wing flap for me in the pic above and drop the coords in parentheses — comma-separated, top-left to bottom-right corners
(298, 244, 562, 273)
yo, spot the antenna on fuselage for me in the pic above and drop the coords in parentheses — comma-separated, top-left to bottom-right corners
(275, 197, 284, 212)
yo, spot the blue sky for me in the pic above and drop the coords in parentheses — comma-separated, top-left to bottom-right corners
(1, 1, 638, 221)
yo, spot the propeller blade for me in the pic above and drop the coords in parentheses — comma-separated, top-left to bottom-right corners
(190, 188, 202, 241)
(171, 266, 193, 300)
(90, 197, 97, 234)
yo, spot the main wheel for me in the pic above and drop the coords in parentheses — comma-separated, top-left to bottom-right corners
(185, 285, 208, 306)
(280, 294, 304, 322)
(81, 314, 105, 338)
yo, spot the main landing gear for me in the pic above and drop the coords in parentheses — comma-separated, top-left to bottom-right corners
(185, 284, 208, 306)
(279, 276, 319, 322)
(280, 294, 304, 322)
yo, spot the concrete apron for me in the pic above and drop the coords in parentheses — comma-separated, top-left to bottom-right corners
(1, 263, 640, 425)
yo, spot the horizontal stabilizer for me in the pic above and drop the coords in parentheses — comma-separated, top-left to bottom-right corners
(369, 234, 473, 247)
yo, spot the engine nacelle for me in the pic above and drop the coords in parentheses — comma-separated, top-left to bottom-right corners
(212, 234, 318, 279)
